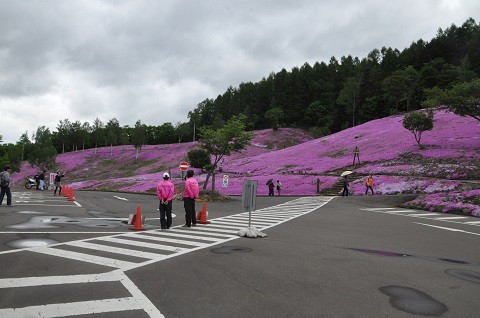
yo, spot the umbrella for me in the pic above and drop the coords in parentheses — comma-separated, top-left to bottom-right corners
(340, 171, 353, 177)
(266, 179, 274, 185)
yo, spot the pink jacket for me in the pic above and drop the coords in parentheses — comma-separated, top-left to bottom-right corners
(156, 180, 174, 201)
(183, 177, 199, 199)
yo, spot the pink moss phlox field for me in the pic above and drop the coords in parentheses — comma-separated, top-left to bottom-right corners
(403, 189, 480, 217)
(9, 110, 479, 213)
(348, 175, 462, 195)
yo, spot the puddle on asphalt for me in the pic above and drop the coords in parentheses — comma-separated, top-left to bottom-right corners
(5, 238, 60, 249)
(211, 246, 253, 254)
(445, 269, 480, 285)
(349, 248, 410, 257)
(379, 285, 447, 316)
(348, 248, 478, 266)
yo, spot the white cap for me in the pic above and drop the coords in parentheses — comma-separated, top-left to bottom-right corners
(163, 172, 170, 178)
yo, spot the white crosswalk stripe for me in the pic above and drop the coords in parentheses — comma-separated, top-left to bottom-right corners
(0, 196, 333, 317)
(360, 207, 480, 226)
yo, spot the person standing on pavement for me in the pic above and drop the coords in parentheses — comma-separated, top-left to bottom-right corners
(183, 170, 199, 227)
(53, 171, 66, 196)
(268, 180, 275, 197)
(0, 165, 13, 206)
(276, 180, 282, 196)
(341, 175, 349, 197)
(34, 173, 40, 190)
(365, 175, 374, 195)
(39, 170, 46, 191)
(157, 172, 175, 229)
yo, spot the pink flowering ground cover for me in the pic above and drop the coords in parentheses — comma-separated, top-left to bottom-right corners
(10, 110, 479, 216)
(402, 190, 480, 217)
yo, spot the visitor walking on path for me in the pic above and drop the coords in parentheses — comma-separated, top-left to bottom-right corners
(268, 180, 275, 197)
(53, 171, 66, 196)
(157, 172, 174, 229)
(341, 175, 349, 197)
(183, 170, 199, 227)
(365, 175, 374, 195)
(39, 170, 46, 190)
(0, 165, 13, 206)
(353, 146, 360, 165)
(276, 180, 282, 196)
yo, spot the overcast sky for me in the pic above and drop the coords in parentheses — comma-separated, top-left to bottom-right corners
(0, 0, 479, 143)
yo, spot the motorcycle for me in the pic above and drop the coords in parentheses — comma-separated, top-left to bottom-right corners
(24, 177, 37, 189)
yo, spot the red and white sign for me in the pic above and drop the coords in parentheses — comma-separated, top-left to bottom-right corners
(179, 161, 189, 171)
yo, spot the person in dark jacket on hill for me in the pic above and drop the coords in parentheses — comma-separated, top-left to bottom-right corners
(341, 176, 349, 197)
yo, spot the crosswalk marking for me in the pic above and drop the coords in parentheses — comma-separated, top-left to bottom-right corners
(97, 236, 189, 253)
(33, 247, 138, 271)
(0, 270, 162, 317)
(66, 241, 167, 260)
(1, 196, 333, 317)
(361, 207, 480, 227)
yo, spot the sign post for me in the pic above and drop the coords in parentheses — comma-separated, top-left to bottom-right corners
(179, 161, 189, 180)
(222, 175, 229, 188)
(242, 180, 258, 227)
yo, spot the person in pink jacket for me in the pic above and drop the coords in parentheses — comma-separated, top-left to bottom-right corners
(156, 172, 175, 229)
(183, 170, 199, 227)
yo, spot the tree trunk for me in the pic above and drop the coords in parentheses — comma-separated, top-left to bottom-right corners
(203, 171, 212, 190)
(212, 172, 216, 192)
(136, 148, 139, 160)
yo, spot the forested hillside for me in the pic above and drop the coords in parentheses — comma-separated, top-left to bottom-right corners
(188, 18, 480, 135)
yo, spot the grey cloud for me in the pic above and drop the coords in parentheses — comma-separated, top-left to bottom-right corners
(0, 0, 479, 143)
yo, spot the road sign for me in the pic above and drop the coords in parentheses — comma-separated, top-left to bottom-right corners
(222, 175, 229, 188)
(179, 161, 189, 171)
(242, 180, 258, 227)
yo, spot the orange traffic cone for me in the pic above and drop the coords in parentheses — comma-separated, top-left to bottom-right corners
(197, 202, 211, 224)
(63, 185, 69, 196)
(130, 205, 145, 231)
(61, 185, 66, 196)
(68, 187, 75, 201)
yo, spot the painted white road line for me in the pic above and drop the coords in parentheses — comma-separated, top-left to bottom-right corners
(32, 247, 138, 270)
(236, 214, 287, 220)
(203, 223, 246, 230)
(415, 223, 480, 236)
(0, 271, 119, 289)
(223, 216, 275, 224)
(214, 218, 270, 226)
(433, 216, 469, 220)
(132, 233, 209, 247)
(181, 226, 239, 235)
(465, 221, 480, 225)
(382, 210, 418, 214)
(144, 230, 221, 242)
(362, 208, 397, 211)
(113, 196, 129, 201)
(73, 201, 82, 207)
(411, 213, 441, 217)
(98, 236, 188, 253)
(170, 229, 234, 238)
(66, 241, 167, 260)
(0, 297, 144, 318)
